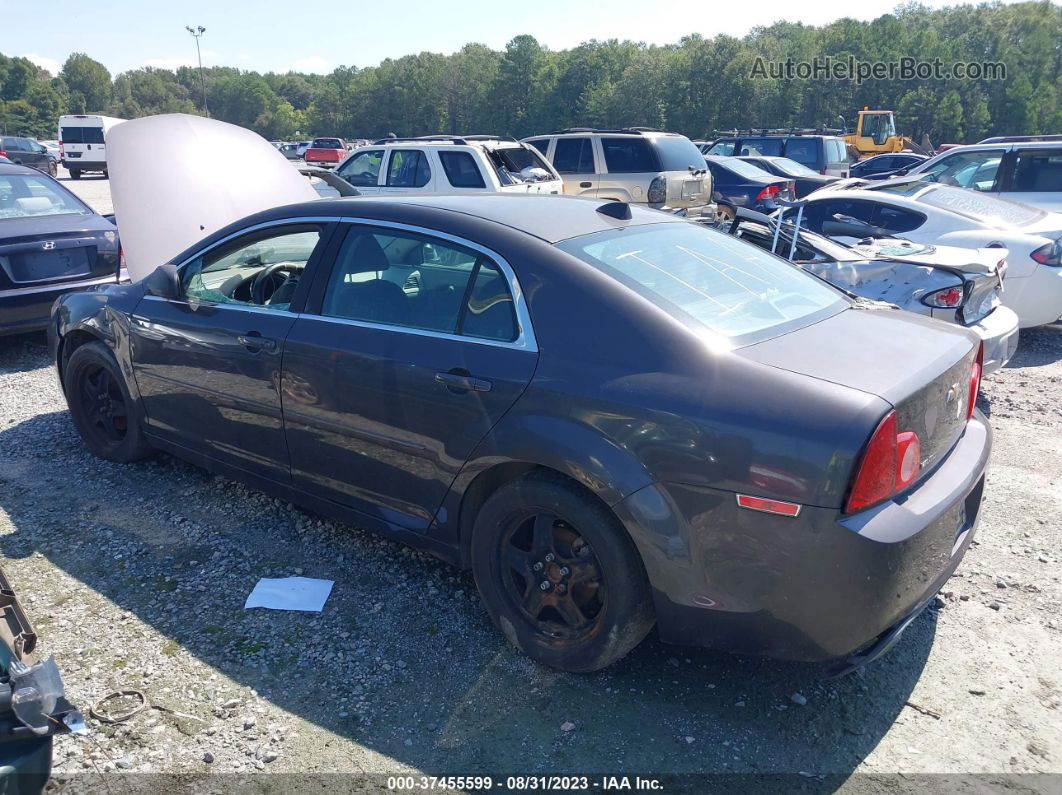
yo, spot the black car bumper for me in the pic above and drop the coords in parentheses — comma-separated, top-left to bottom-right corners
(613, 413, 991, 664)
(1, 276, 118, 336)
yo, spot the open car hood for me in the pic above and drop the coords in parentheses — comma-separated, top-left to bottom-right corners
(108, 114, 318, 281)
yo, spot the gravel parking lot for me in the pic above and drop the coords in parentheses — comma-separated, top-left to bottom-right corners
(0, 172, 1059, 789)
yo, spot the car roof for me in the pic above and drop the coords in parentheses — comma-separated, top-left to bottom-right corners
(934, 141, 1062, 153)
(0, 163, 45, 176)
(266, 194, 686, 244)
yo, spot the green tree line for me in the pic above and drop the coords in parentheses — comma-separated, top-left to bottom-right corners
(2, 1, 1059, 144)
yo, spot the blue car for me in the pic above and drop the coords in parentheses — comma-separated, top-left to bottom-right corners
(0, 163, 122, 336)
(703, 156, 794, 221)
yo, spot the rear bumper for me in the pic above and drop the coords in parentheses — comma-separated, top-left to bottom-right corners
(967, 305, 1020, 375)
(0, 275, 119, 336)
(1002, 268, 1062, 328)
(60, 160, 106, 171)
(613, 413, 991, 663)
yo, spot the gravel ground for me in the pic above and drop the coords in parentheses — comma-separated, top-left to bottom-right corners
(0, 173, 1058, 790)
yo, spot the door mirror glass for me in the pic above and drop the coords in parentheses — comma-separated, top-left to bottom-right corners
(144, 264, 180, 299)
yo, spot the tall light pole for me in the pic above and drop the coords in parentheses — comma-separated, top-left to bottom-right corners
(185, 25, 208, 116)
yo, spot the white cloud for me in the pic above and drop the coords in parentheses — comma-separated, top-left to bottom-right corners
(292, 56, 330, 74)
(23, 53, 62, 75)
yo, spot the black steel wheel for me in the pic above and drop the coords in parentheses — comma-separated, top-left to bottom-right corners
(64, 341, 154, 463)
(471, 473, 654, 672)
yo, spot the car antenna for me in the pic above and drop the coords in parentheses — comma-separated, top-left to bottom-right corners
(597, 201, 632, 220)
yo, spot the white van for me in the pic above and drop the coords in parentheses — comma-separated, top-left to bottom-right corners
(58, 115, 126, 179)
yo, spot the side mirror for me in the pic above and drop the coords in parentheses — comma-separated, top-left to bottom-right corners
(822, 218, 885, 239)
(144, 263, 180, 299)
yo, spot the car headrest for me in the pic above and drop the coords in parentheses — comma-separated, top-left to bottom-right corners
(15, 196, 52, 212)
(343, 233, 389, 274)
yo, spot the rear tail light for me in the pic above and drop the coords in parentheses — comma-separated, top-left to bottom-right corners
(819, 168, 827, 175)
(997, 258, 1008, 280)
(844, 410, 923, 514)
(0, 150, 7, 158)
(647, 176, 666, 204)
(967, 343, 983, 420)
(1031, 241, 1062, 266)
(921, 285, 965, 308)
(755, 184, 780, 201)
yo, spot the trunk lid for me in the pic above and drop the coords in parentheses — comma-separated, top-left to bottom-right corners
(0, 216, 119, 289)
(741, 307, 979, 479)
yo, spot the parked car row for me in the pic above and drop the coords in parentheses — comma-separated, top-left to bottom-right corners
(30, 115, 1006, 689)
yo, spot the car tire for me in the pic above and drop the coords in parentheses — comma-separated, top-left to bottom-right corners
(471, 472, 655, 672)
(716, 204, 736, 223)
(47, 160, 57, 177)
(64, 341, 154, 463)
(70, 169, 81, 180)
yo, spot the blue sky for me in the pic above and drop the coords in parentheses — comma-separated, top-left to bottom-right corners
(5, 0, 1025, 77)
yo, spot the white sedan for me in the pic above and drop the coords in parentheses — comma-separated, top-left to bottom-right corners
(789, 179, 1062, 328)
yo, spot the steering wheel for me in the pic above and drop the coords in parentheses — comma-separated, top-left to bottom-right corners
(251, 263, 299, 305)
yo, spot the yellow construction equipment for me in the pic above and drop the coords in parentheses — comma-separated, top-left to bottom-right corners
(844, 108, 929, 160)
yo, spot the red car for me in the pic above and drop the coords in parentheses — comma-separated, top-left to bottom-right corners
(303, 137, 347, 168)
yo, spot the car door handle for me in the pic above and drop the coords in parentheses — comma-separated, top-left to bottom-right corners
(579, 181, 593, 188)
(237, 334, 277, 353)
(435, 372, 492, 393)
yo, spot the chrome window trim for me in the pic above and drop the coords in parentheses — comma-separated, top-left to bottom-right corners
(167, 215, 538, 352)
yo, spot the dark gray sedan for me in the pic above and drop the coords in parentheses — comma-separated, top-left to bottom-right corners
(49, 195, 989, 674)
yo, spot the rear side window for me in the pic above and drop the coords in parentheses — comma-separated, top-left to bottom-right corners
(829, 139, 847, 163)
(386, 150, 431, 188)
(525, 138, 552, 157)
(439, 151, 486, 189)
(1011, 150, 1062, 192)
(552, 137, 595, 174)
(459, 261, 517, 342)
(601, 138, 657, 173)
(783, 138, 818, 166)
(60, 126, 105, 144)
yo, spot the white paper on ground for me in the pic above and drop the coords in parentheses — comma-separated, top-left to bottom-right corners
(244, 577, 334, 612)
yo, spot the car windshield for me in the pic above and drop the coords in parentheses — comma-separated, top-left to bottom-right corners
(0, 174, 91, 219)
(556, 223, 848, 346)
(717, 158, 776, 180)
(769, 157, 819, 177)
(872, 181, 1045, 228)
(651, 136, 708, 171)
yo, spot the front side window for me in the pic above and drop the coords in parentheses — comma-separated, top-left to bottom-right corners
(337, 150, 383, 186)
(181, 227, 321, 310)
(0, 174, 91, 219)
(875, 204, 924, 233)
(556, 223, 847, 346)
(322, 227, 517, 340)
(386, 150, 431, 188)
(739, 138, 784, 157)
(439, 151, 486, 189)
(1011, 150, 1062, 192)
(706, 140, 736, 156)
(601, 138, 657, 173)
(552, 137, 595, 174)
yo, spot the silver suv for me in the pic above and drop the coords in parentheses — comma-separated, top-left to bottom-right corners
(523, 128, 713, 217)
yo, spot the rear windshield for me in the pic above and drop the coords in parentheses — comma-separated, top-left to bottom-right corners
(714, 158, 775, 180)
(0, 174, 91, 219)
(492, 145, 552, 175)
(770, 157, 819, 177)
(556, 223, 847, 346)
(873, 181, 1045, 228)
(651, 136, 708, 171)
(312, 138, 343, 148)
(60, 126, 105, 144)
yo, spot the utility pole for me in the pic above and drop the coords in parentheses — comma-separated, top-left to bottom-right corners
(185, 25, 208, 116)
